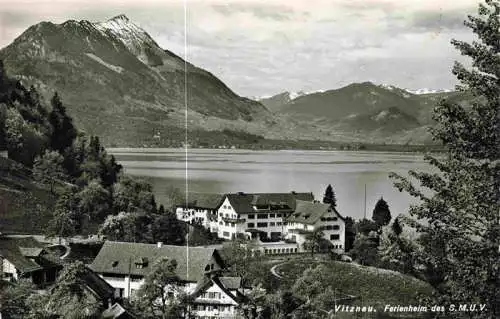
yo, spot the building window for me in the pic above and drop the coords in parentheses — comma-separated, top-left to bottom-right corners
(277, 213, 282, 217)
(270, 222, 275, 227)
(333, 225, 340, 230)
(223, 231, 230, 237)
(257, 222, 268, 228)
(277, 222, 282, 226)
(248, 214, 255, 219)
(330, 234, 340, 240)
(269, 214, 275, 218)
(257, 214, 268, 219)
(248, 223, 255, 228)
(228, 206, 232, 210)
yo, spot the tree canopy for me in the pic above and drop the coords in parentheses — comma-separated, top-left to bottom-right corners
(390, 1, 500, 317)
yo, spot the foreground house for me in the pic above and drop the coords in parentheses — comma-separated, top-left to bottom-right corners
(90, 241, 249, 318)
(175, 193, 225, 231)
(90, 241, 226, 299)
(190, 275, 248, 318)
(215, 192, 315, 240)
(0, 236, 62, 286)
(285, 200, 346, 253)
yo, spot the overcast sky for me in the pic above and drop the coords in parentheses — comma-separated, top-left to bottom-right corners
(0, 0, 479, 97)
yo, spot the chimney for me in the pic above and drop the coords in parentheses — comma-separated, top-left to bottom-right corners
(157, 242, 163, 248)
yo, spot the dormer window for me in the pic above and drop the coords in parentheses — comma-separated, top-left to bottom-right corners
(112, 261, 119, 267)
(135, 257, 149, 269)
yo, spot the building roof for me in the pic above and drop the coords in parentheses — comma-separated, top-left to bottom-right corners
(175, 193, 225, 209)
(218, 277, 242, 290)
(0, 236, 59, 274)
(89, 241, 225, 282)
(287, 200, 345, 225)
(190, 275, 243, 304)
(224, 192, 314, 214)
(81, 266, 116, 302)
(102, 303, 137, 319)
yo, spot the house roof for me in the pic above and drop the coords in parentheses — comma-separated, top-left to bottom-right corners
(175, 193, 225, 209)
(286, 200, 345, 225)
(218, 277, 242, 290)
(102, 303, 137, 319)
(81, 266, 116, 301)
(224, 192, 314, 214)
(0, 236, 52, 274)
(89, 241, 224, 282)
(190, 275, 243, 304)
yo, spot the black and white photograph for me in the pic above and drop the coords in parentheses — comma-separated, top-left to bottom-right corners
(0, 0, 498, 318)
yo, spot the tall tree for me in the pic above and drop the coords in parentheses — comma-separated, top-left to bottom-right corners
(303, 229, 325, 257)
(26, 261, 102, 318)
(371, 197, 391, 230)
(390, 1, 500, 317)
(322, 184, 337, 208)
(45, 187, 80, 242)
(33, 150, 67, 194)
(133, 258, 185, 319)
(48, 92, 77, 154)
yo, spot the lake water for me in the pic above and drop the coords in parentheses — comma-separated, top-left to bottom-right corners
(109, 148, 433, 221)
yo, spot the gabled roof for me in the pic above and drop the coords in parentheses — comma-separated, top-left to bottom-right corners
(0, 236, 49, 274)
(102, 303, 137, 319)
(175, 193, 225, 209)
(81, 266, 116, 302)
(223, 192, 314, 213)
(218, 276, 242, 290)
(287, 200, 345, 225)
(89, 241, 225, 282)
(190, 275, 243, 304)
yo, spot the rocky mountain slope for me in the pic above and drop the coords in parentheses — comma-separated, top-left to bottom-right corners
(0, 15, 278, 146)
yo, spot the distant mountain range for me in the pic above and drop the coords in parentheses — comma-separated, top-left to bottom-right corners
(258, 82, 472, 143)
(0, 15, 472, 146)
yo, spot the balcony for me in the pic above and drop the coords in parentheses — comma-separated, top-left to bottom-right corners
(222, 217, 246, 224)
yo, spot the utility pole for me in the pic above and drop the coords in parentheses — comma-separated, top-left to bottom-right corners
(363, 184, 367, 220)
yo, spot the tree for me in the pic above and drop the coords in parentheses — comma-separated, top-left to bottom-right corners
(390, 1, 500, 317)
(48, 92, 77, 154)
(350, 233, 379, 266)
(344, 216, 356, 251)
(26, 261, 102, 318)
(322, 184, 337, 208)
(371, 197, 391, 230)
(45, 187, 80, 242)
(0, 280, 35, 319)
(77, 179, 111, 222)
(33, 150, 67, 194)
(356, 218, 379, 236)
(302, 229, 325, 257)
(133, 258, 185, 319)
(221, 238, 262, 292)
(391, 217, 403, 237)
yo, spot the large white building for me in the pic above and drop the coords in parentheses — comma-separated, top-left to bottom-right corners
(214, 192, 315, 240)
(90, 241, 247, 318)
(175, 193, 224, 232)
(285, 200, 346, 254)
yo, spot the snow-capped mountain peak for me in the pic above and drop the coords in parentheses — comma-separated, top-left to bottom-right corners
(405, 88, 454, 95)
(94, 15, 161, 65)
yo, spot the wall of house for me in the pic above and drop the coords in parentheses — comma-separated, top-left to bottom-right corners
(192, 283, 238, 318)
(216, 197, 240, 239)
(284, 210, 346, 253)
(2, 258, 18, 281)
(176, 207, 212, 228)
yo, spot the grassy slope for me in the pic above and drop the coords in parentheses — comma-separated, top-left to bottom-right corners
(275, 258, 433, 308)
(0, 157, 56, 234)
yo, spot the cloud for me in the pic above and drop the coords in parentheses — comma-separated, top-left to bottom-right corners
(0, 0, 481, 96)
